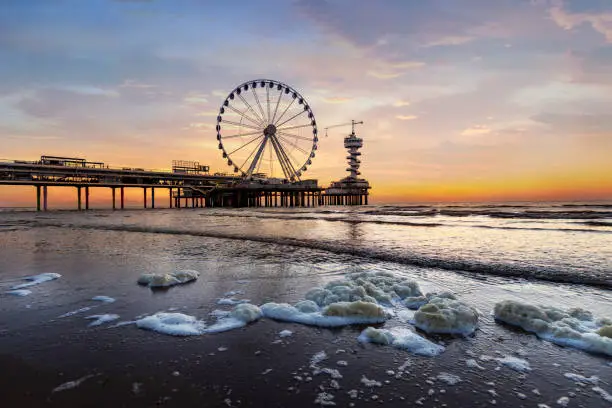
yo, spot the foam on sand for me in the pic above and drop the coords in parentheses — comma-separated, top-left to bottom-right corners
(279, 329, 293, 338)
(494, 300, 612, 356)
(261, 301, 387, 327)
(414, 296, 479, 335)
(52, 374, 97, 393)
(592, 387, 612, 403)
(217, 297, 250, 306)
(136, 304, 262, 336)
(563, 373, 599, 384)
(436, 372, 462, 385)
(496, 355, 531, 372)
(12, 273, 61, 290)
(136, 312, 208, 336)
(6, 289, 32, 296)
(205, 303, 263, 333)
(91, 296, 115, 303)
(358, 327, 445, 357)
(58, 306, 93, 318)
(137, 270, 199, 288)
(86, 314, 120, 327)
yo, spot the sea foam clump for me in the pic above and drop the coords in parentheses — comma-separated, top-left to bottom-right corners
(205, 303, 263, 333)
(7, 289, 32, 296)
(305, 271, 423, 307)
(414, 296, 479, 335)
(358, 326, 445, 357)
(261, 300, 387, 327)
(137, 304, 263, 336)
(494, 300, 612, 356)
(137, 270, 199, 288)
(12, 273, 61, 289)
(86, 314, 120, 327)
(136, 312, 208, 336)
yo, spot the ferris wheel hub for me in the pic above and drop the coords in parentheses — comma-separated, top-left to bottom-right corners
(263, 124, 277, 136)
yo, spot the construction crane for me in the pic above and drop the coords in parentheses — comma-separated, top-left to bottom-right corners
(324, 120, 363, 137)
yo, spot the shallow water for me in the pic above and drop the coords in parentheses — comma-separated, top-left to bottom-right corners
(0, 203, 611, 407)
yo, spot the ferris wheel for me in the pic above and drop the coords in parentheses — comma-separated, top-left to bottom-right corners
(216, 79, 318, 181)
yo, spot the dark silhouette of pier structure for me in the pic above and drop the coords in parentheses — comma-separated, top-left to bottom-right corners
(0, 155, 366, 211)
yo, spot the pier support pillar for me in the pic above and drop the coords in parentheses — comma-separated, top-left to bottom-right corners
(112, 188, 116, 210)
(120, 187, 125, 209)
(77, 187, 82, 210)
(169, 188, 173, 208)
(85, 186, 89, 210)
(151, 188, 155, 209)
(42, 186, 48, 211)
(143, 188, 147, 209)
(36, 186, 41, 211)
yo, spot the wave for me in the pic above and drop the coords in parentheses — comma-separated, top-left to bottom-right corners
(21, 220, 612, 289)
(199, 213, 612, 233)
(361, 208, 612, 220)
(580, 221, 612, 227)
(559, 204, 612, 208)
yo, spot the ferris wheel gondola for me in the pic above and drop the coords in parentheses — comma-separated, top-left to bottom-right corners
(216, 79, 318, 181)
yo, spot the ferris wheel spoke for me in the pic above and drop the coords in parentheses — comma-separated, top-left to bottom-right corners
(269, 140, 274, 176)
(266, 85, 271, 123)
(273, 97, 296, 126)
(271, 90, 283, 123)
(226, 134, 264, 156)
(226, 105, 264, 128)
(255, 142, 266, 175)
(276, 109, 307, 128)
(246, 136, 269, 176)
(276, 131, 314, 142)
(269, 135, 293, 180)
(221, 119, 262, 132)
(238, 94, 266, 126)
(271, 134, 300, 180)
(283, 144, 303, 174)
(222, 129, 263, 139)
(277, 134, 309, 155)
(239, 137, 267, 174)
(276, 123, 313, 133)
(251, 88, 267, 124)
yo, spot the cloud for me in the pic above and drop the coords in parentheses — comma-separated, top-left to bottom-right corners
(393, 100, 410, 107)
(387, 61, 426, 70)
(195, 110, 219, 117)
(183, 94, 208, 104)
(366, 60, 425, 80)
(323, 96, 351, 104)
(183, 122, 215, 131)
(367, 71, 404, 79)
(460, 125, 492, 136)
(532, 112, 612, 132)
(396, 115, 418, 121)
(120, 79, 157, 89)
(549, 2, 612, 42)
(422, 35, 475, 48)
(55, 85, 119, 97)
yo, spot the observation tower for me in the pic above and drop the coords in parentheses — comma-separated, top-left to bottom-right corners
(324, 120, 371, 205)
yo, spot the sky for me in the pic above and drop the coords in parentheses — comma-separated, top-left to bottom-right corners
(1, 0, 612, 206)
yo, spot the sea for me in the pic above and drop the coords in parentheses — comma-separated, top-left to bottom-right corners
(0, 201, 611, 407)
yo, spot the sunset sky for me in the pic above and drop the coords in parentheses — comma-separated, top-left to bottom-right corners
(1, 0, 612, 206)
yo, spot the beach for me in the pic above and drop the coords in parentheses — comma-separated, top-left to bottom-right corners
(1, 203, 611, 407)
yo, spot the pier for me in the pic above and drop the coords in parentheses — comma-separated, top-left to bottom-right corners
(0, 155, 366, 210)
